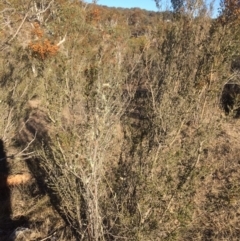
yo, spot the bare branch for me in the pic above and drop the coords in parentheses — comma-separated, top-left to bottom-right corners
(35, 0, 54, 15)
(57, 34, 67, 46)
(7, 11, 29, 44)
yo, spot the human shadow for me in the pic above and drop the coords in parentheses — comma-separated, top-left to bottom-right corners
(0, 139, 12, 231)
(0, 139, 29, 239)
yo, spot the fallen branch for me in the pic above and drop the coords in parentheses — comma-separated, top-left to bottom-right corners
(7, 11, 29, 44)
(57, 33, 67, 46)
(0, 173, 32, 187)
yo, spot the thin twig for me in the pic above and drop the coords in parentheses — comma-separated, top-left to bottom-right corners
(57, 138, 67, 163)
(7, 11, 29, 44)
(35, 0, 54, 16)
(0, 7, 15, 14)
(16, 132, 37, 156)
(57, 33, 67, 46)
(169, 119, 185, 147)
(2, 107, 13, 142)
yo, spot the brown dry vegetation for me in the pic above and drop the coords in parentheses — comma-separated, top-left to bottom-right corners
(0, 0, 240, 240)
(0, 173, 32, 188)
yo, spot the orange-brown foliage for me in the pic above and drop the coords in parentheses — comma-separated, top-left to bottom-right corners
(29, 22, 59, 59)
(87, 7, 101, 23)
(31, 22, 44, 38)
(29, 39, 59, 60)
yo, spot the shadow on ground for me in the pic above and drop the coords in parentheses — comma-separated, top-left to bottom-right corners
(0, 139, 29, 240)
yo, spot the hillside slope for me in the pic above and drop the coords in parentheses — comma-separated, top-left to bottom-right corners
(1, 0, 240, 240)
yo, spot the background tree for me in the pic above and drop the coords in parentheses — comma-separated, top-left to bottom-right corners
(220, 0, 240, 22)
(154, 0, 209, 16)
(154, 0, 185, 12)
(171, 0, 185, 12)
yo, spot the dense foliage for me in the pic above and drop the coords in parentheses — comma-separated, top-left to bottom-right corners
(0, 0, 240, 240)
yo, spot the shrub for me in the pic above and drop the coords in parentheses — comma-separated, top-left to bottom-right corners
(29, 39, 59, 60)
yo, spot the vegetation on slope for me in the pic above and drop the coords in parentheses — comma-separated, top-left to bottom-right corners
(0, 0, 240, 240)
